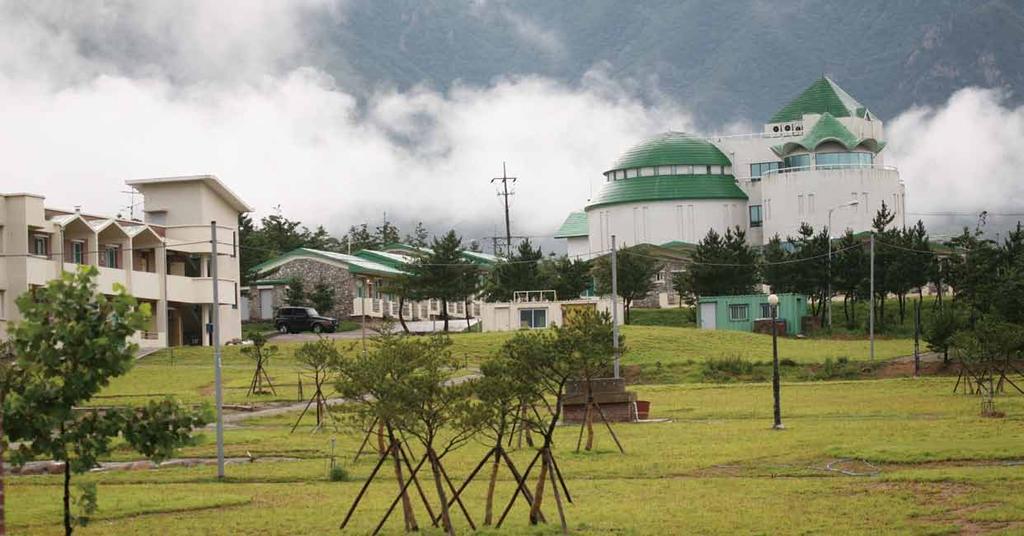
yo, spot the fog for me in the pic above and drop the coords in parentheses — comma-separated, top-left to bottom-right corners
(1, 1, 1020, 248)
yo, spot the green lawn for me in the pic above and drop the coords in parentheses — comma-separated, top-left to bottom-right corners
(96, 327, 913, 406)
(10, 378, 1024, 534)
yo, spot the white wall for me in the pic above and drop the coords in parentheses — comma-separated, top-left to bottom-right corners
(587, 198, 747, 252)
(760, 166, 905, 239)
(479, 298, 623, 332)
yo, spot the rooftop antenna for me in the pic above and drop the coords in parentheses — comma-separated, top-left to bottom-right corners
(120, 188, 138, 220)
(491, 162, 517, 258)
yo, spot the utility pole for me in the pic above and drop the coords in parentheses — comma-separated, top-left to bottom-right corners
(610, 235, 620, 379)
(210, 221, 225, 479)
(869, 232, 875, 361)
(491, 162, 517, 258)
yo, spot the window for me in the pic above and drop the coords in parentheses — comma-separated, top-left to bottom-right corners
(709, 165, 722, 175)
(519, 308, 547, 329)
(640, 167, 655, 177)
(783, 154, 811, 170)
(616, 170, 625, 180)
(105, 246, 119, 268)
(32, 235, 49, 257)
(674, 165, 692, 175)
(724, 166, 732, 174)
(760, 303, 773, 318)
(71, 241, 85, 264)
(694, 165, 710, 174)
(0, 290, 5, 319)
(798, 195, 805, 216)
(749, 205, 763, 228)
(729, 304, 749, 322)
(656, 165, 673, 176)
(808, 193, 815, 215)
(626, 168, 638, 178)
(815, 152, 873, 169)
(749, 162, 781, 181)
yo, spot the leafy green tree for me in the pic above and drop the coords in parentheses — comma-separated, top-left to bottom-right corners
(336, 331, 473, 532)
(925, 305, 964, 363)
(761, 234, 795, 294)
(309, 282, 336, 315)
(5, 268, 206, 535)
(680, 227, 759, 301)
(404, 222, 430, 247)
(592, 245, 661, 324)
(285, 278, 307, 306)
(242, 331, 278, 396)
(541, 256, 592, 300)
(833, 230, 868, 325)
(376, 220, 401, 246)
(0, 340, 20, 535)
(473, 353, 538, 525)
(406, 231, 480, 332)
(483, 239, 544, 301)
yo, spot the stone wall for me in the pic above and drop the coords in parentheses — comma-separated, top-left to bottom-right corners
(260, 259, 358, 319)
(632, 261, 685, 309)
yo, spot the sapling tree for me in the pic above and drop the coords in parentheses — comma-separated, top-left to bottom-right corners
(336, 330, 428, 532)
(292, 337, 339, 432)
(5, 267, 207, 535)
(385, 336, 479, 535)
(460, 353, 538, 526)
(242, 330, 278, 396)
(566, 308, 621, 453)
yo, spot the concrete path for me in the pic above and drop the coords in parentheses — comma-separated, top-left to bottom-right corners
(271, 318, 480, 343)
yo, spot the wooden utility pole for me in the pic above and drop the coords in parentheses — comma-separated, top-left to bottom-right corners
(491, 162, 517, 258)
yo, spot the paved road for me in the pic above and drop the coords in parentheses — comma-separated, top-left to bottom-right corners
(271, 318, 480, 342)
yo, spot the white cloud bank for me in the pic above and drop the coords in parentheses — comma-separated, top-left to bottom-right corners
(1, 1, 1021, 243)
(0, 1, 689, 240)
(888, 88, 1024, 217)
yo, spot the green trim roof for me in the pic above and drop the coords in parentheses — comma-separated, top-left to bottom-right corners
(586, 174, 747, 209)
(379, 242, 497, 266)
(353, 249, 416, 269)
(610, 132, 731, 170)
(769, 77, 872, 123)
(772, 113, 886, 157)
(251, 248, 407, 278)
(554, 212, 588, 238)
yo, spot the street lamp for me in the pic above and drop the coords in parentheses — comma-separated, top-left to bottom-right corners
(827, 200, 860, 330)
(769, 293, 783, 430)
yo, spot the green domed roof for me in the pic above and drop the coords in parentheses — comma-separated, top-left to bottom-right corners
(610, 132, 732, 170)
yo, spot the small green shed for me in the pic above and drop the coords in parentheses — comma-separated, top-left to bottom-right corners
(697, 293, 808, 336)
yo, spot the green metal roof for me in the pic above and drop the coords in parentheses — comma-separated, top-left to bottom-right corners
(586, 174, 747, 209)
(553, 212, 588, 238)
(772, 113, 886, 157)
(353, 249, 416, 269)
(610, 132, 732, 170)
(769, 77, 872, 123)
(251, 248, 407, 278)
(379, 242, 497, 266)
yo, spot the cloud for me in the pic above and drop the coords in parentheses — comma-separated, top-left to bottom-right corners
(887, 87, 1024, 233)
(0, 1, 691, 243)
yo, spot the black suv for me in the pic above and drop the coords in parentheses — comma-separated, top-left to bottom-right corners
(274, 307, 338, 334)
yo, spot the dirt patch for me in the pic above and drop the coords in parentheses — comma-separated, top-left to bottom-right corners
(875, 355, 957, 379)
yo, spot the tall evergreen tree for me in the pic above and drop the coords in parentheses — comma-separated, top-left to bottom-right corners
(592, 245, 661, 324)
(407, 231, 479, 332)
(483, 239, 544, 301)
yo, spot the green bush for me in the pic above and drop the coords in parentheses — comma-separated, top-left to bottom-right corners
(328, 465, 349, 482)
(701, 356, 755, 382)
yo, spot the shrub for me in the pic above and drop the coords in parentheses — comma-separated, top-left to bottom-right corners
(701, 356, 755, 382)
(328, 465, 349, 482)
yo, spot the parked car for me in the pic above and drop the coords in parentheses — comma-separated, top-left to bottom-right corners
(274, 307, 338, 334)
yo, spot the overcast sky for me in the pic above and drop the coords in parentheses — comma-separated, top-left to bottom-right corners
(2, 1, 1022, 246)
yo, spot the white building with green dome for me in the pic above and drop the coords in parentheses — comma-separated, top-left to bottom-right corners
(555, 77, 906, 258)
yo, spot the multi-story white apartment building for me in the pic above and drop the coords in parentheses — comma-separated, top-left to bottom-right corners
(0, 175, 250, 348)
(556, 77, 907, 258)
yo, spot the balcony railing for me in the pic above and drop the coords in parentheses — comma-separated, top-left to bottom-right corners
(761, 164, 898, 178)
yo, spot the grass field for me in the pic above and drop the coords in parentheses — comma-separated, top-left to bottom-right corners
(9, 378, 1024, 534)
(93, 326, 914, 406)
